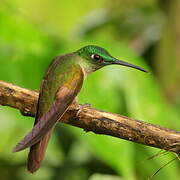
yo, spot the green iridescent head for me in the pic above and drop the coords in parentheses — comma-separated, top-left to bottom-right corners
(76, 45, 147, 73)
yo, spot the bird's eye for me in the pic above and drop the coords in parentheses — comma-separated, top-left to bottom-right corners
(91, 54, 103, 62)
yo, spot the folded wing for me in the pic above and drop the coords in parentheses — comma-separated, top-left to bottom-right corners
(13, 65, 84, 152)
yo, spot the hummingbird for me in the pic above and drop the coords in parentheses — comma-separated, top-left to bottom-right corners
(13, 45, 147, 173)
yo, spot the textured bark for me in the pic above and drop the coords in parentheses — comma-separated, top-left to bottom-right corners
(0, 80, 179, 154)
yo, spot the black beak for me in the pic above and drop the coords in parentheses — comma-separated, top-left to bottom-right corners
(111, 59, 148, 73)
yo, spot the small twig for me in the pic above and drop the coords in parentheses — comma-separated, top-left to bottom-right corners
(0, 80, 179, 154)
(148, 157, 178, 180)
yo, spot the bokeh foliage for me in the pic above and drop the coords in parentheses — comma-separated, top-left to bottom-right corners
(0, 0, 179, 180)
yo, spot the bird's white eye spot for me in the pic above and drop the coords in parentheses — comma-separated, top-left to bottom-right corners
(91, 54, 101, 61)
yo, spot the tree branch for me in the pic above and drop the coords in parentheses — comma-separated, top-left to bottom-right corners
(0, 81, 179, 154)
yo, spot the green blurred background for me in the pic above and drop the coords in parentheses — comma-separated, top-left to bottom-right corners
(0, 0, 179, 179)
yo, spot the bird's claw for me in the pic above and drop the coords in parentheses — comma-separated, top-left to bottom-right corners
(77, 103, 91, 116)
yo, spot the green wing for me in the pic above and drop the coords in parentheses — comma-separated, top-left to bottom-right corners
(13, 63, 84, 152)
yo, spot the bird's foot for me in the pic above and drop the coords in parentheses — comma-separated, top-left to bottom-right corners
(76, 103, 91, 116)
